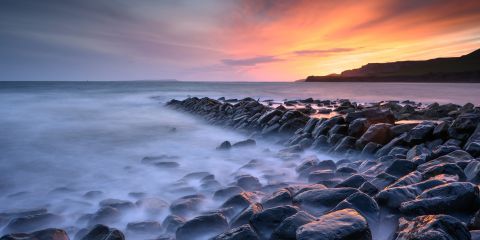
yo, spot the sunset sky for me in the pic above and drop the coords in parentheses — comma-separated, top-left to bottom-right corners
(1, 0, 480, 81)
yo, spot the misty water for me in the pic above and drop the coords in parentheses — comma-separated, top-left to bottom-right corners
(0, 81, 479, 239)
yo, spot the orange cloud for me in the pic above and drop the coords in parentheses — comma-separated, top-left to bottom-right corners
(217, 0, 480, 81)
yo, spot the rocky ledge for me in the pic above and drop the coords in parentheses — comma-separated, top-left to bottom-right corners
(2, 96, 480, 240)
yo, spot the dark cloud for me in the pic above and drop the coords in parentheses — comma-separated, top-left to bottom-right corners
(221, 56, 283, 66)
(294, 48, 357, 56)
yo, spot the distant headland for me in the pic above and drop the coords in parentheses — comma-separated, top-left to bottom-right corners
(302, 48, 480, 83)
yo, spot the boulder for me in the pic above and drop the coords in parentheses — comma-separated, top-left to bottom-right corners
(356, 123, 393, 149)
(470, 210, 480, 230)
(348, 118, 370, 138)
(126, 221, 162, 235)
(262, 189, 292, 208)
(293, 188, 358, 215)
(250, 205, 298, 239)
(229, 203, 262, 228)
(271, 211, 316, 240)
(400, 182, 480, 215)
(374, 133, 407, 158)
(404, 121, 436, 144)
(88, 206, 121, 225)
(312, 116, 345, 138)
(331, 192, 380, 223)
(232, 139, 256, 148)
(395, 215, 470, 240)
(345, 109, 395, 124)
(213, 186, 244, 201)
(335, 175, 367, 189)
(385, 160, 417, 178)
(406, 144, 431, 164)
(0, 228, 69, 240)
(217, 141, 232, 150)
(81, 224, 125, 240)
(175, 213, 228, 240)
(162, 215, 185, 233)
(170, 194, 205, 216)
(465, 160, 480, 183)
(212, 224, 259, 240)
(3, 213, 63, 233)
(235, 175, 262, 191)
(296, 208, 372, 240)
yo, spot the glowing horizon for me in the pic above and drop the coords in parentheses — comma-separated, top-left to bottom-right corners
(1, 0, 480, 81)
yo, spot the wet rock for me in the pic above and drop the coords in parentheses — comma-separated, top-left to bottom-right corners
(465, 160, 480, 183)
(348, 118, 370, 138)
(83, 191, 103, 199)
(3, 213, 63, 233)
(293, 188, 358, 215)
(0, 228, 69, 240)
(175, 213, 228, 240)
(404, 121, 436, 144)
(400, 182, 480, 215)
(162, 215, 185, 233)
(229, 203, 262, 228)
(154, 161, 180, 168)
(232, 139, 256, 148)
(375, 179, 445, 209)
(250, 205, 298, 239)
(80, 224, 125, 240)
(422, 163, 466, 181)
(433, 121, 450, 139)
(406, 144, 431, 164)
(385, 160, 417, 177)
(170, 194, 205, 216)
(99, 199, 134, 211)
(328, 125, 348, 136)
(370, 173, 397, 190)
(221, 192, 257, 211)
(417, 150, 473, 172)
(126, 221, 162, 235)
(213, 186, 244, 201)
(332, 192, 380, 225)
(296, 208, 372, 240)
(217, 141, 232, 150)
(212, 224, 259, 240)
(308, 170, 335, 183)
(88, 207, 121, 226)
(395, 215, 470, 240)
(335, 167, 357, 178)
(271, 211, 315, 240)
(358, 182, 379, 196)
(390, 124, 417, 137)
(235, 175, 262, 191)
(361, 142, 382, 156)
(345, 109, 395, 125)
(331, 136, 356, 153)
(317, 160, 337, 171)
(312, 116, 345, 138)
(470, 210, 480, 230)
(374, 133, 407, 158)
(262, 189, 292, 208)
(356, 123, 393, 149)
(335, 175, 367, 189)
(135, 197, 168, 216)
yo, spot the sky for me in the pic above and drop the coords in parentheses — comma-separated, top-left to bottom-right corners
(1, 0, 480, 82)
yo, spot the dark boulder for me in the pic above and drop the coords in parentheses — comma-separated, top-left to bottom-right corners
(404, 121, 436, 144)
(229, 203, 262, 228)
(162, 215, 185, 233)
(88, 207, 121, 226)
(262, 189, 292, 208)
(271, 211, 315, 240)
(217, 141, 232, 150)
(385, 160, 417, 178)
(175, 213, 228, 240)
(400, 182, 480, 215)
(348, 118, 370, 138)
(250, 205, 298, 240)
(3, 213, 63, 233)
(345, 109, 395, 124)
(81, 224, 125, 240)
(395, 215, 470, 240)
(296, 208, 372, 240)
(308, 170, 335, 183)
(356, 123, 393, 149)
(465, 160, 480, 183)
(232, 139, 256, 148)
(235, 175, 262, 191)
(213, 186, 244, 201)
(170, 194, 205, 216)
(0, 228, 69, 240)
(335, 175, 367, 189)
(221, 192, 257, 212)
(126, 221, 162, 235)
(312, 116, 345, 138)
(212, 224, 259, 240)
(331, 192, 380, 223)
(293, 188, 359, 215)
(422, 163, 466, 181)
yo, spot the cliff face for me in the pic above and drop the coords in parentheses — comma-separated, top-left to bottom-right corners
(305, 49, 480, 82)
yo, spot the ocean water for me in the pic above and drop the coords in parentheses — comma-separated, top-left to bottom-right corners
(0, 81, 479, 238)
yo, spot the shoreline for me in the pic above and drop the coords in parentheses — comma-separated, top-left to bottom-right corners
(2, 95, 480, 240)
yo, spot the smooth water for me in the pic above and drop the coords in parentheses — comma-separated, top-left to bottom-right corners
(0, 81, 479, 237)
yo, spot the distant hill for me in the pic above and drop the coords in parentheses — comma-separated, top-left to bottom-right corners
(304, 49, 480, 83)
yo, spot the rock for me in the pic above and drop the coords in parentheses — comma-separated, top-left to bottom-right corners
(335, 167, 357, 178)
(348, 118, 370, 138)
(370, 173, 397, 190)
(404, 121, 436, 144)
(250, 205, 298, 239)
(335, 175, 367, 189)
(317, 160, 337, 171)
(390, 124, 417, 137)
(293, 188, 358, 215)
(87, 206, 121, 226)
(175, 213, 228, 240)
(308, 170, 335, 183)
(359, 182, 379, 196)
(170, 194, 205, 216)
(262, 189, 292, 208)
(212, 224, 259, 240)
(395, 215, 470, 240)
(3, 213, 63, 233)
(433, 121, 450, 139)
(162, 215, 185, 233)
(374, 133, 407, 158)
(229, 203, 262, 228)
(0, 228, 69, 240)
(356, 123, 393, 149)
(400, 182, 480, 215)
(331, 136, 356, 153)
(312, 116, 345, 138)
(221, 192, 257, 211)
(296, 208, 372, 240)
(232, 139, 256, 148)
(235, 175, 262, 191)
(99, 199, 134, 211)
(385, 160, 417, 178)
(470, 210, 480, 230)
(387, 147, 408, 156)
(331, 192, 379, 222)
(345, 109, 395, 124)
(422, 163, 466, 181)
(126, 221, 162, 235)
(217, 141, 232, 150)
(80, 224, 124, 240)
(271, 211, 316, 240)
(406, 144, 431, 164)
(375, 179, 445, 209)
(84, 191, 103, 199)
(465, 160, 480, 183)
(417, 150, 473, 172)
(213, 186, 244, 201)
(361, 142, 382, 156)
(135, 197, 168, 216)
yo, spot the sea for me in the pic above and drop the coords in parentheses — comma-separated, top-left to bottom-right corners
(0, 81, 479, 238)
